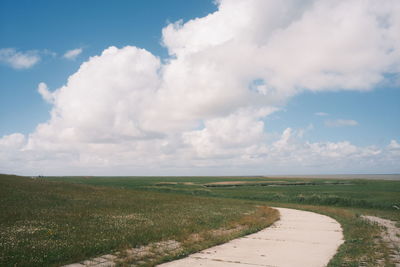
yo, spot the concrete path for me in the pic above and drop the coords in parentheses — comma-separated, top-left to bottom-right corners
(159, 207, 344, 267)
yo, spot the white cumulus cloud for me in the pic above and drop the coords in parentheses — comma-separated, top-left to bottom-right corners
(0, 48, 40, 69)
(37, 82, 55, 104)
(0, 133, 26, 150)
(389, 140, 400, 149)
(63, 48, 83, 60)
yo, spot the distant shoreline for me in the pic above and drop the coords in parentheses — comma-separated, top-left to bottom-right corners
(2, 173, 400, 181)
(264, 174, 400, 180)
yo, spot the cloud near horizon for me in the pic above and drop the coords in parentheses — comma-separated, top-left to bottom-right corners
(1, 0, 400, 175)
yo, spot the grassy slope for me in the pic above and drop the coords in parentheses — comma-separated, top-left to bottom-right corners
(0, 174, 278, 266)
(47, 176, 400, 266)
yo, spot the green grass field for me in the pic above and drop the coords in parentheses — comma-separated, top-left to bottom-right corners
(1, 174, 399, 266)
(46, 176, 400, 210)
(44, 175, 400, 266)
(0, 174, 278, 266)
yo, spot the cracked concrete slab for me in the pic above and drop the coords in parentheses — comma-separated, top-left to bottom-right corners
(159, 208, 344, 267)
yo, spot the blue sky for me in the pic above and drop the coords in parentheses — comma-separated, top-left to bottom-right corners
(0, 0, 399, 175)
(266, 85, 400, 147)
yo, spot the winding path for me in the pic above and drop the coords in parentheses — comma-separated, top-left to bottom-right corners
(159, 207, 344, 267)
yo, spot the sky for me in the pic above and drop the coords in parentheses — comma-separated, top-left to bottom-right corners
(0, 0, 399, 176)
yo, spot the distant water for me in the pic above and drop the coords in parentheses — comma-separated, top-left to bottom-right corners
(265, 174, 400, 180)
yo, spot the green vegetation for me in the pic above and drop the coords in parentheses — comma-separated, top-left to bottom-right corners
(46, 175, 400, 266)
(2, 174, 399, 266)
(0, 174, 278, 266)
(47, 176, 400, 210)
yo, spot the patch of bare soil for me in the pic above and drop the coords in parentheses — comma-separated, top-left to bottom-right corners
(63, 240, 182, 267)
(116, 240, 182, 266)
(362, 215, 400, 266)
(184, 225, 246, 247)
(154, 182, 196, 186)
(204, 181, 287, 185)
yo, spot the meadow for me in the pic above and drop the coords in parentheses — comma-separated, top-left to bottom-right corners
(1, 174, 399, 266)
(47, 176, 400, 211)
(46, 175, 400, 266)
(0, 174, 278, 266)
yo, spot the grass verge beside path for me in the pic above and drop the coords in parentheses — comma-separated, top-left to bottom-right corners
(0, 174, 279, 266)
